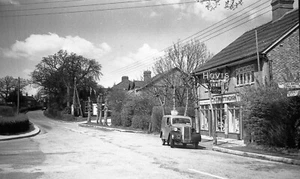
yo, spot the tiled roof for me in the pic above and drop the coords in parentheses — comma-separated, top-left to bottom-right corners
(137, 67, 188, 91)
(195, 9, 299, 73)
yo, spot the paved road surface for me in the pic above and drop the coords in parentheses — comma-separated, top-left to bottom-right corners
(0, 111, 299, 179)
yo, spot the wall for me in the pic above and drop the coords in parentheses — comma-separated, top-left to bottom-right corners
(269, 29, 300, 83)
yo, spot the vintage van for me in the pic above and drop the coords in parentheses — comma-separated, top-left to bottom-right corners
(160, 114, 201, 148)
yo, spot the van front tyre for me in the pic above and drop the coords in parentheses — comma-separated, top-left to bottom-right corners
(170, 138, 175, 148)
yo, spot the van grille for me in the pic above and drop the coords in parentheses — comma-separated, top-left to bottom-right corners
(183, 127, 191, 140)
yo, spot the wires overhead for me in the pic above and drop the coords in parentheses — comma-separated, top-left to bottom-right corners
(0, 0, 196, 17)
(108, 0, 271, 75)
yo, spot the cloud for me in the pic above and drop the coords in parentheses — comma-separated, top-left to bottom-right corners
(100, 44, 164, 87)
(2, 33, 111, 61)
(150, 11, 159, 18)
(0, 0, 19, 5)
(112, 43, 163, 69)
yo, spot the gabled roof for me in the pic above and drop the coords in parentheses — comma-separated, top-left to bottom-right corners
(195, 9, 299, 73)
(137, 67, 188, 91)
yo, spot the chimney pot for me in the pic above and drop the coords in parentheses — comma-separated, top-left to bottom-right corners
(271, 0, 294, 21)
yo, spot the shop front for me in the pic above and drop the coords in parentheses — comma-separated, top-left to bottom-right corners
(198, 93, 243, 140)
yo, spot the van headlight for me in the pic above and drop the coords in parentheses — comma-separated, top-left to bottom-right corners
(173, 128, 180, 132)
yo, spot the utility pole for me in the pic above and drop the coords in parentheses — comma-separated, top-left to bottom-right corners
(17, 77, 20, 115)
(208, 87, 217, 145)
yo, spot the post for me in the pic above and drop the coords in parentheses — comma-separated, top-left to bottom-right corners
(96, 94, 103, 125)
(208, 88, 217, 145)
(87, 97, 91, 123)
(17, 77, 20, 115)
(255, 30, 261, 83)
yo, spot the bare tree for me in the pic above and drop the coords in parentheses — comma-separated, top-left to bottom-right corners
(0, 76, 29, 104)
(152, 39, 212, 111)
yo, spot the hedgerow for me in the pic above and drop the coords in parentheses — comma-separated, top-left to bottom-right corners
(0, 113, 30, 135)
(240, 83, 300, 148)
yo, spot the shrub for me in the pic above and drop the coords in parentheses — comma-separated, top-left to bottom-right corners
(0, 106, 14, 117)
(131, 114, 151, 130)
(111, 110, 122, 126)
(241, 83, 300, 148)
(0, 113, 30, 134)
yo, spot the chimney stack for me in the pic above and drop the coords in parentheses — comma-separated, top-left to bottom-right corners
(122, 76, 129, 82)
(271, 0, 294, 21)
(143, 71, 151, 82)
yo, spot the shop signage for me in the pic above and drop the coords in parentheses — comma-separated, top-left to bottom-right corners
(210, 86, 222, 94)
(278, 82, 300, 89)
(287, 90, 300, 97)
(199, 93, 240, 105)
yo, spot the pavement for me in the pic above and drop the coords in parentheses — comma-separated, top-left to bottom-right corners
(1, 119, 299, 166)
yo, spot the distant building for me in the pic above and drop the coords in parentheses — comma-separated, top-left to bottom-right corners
(193, 0, 299, 140)
(112, 70, 152, 91)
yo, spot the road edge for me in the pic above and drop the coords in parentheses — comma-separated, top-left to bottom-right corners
(0, 122, 41, 141)
(212, 146, 300, 166)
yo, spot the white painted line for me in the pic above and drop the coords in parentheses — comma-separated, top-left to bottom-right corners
(189, 169, 229, 179)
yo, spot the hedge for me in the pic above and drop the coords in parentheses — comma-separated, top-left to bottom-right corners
(0, 106, 14, 117)
(0, 113, 30, 135)
(241, 84, 300, 148)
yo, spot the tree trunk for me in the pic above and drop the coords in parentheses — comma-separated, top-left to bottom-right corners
(103, 97, 108, 126)
(87, 97, 92, 123)
(66, 85, 70, 107)
(184, 88, 188, 116)
(96, 95, 103, 125)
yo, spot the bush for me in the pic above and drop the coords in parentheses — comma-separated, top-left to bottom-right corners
(0, 113, 30, 134)
(111, 110, 122, 126)
(131, 114, 151, 130)
(241, 83, 300, 148)
(0, 106, 14, 117)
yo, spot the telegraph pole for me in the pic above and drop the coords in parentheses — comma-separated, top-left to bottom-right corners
(17, 77, 20, 115)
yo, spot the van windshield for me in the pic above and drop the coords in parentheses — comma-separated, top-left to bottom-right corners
(172, 118, 191, 124)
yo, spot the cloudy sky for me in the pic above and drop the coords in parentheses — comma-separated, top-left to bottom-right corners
(0, 0, 298, 95)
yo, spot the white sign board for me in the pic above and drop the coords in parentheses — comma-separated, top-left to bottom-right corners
(287, 90, 300, 97)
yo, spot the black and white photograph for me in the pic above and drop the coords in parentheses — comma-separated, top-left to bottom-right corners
(0, 0, 299, 178)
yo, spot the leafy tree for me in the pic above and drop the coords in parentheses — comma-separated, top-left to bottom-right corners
(0, 76, 29, 105)
(31, 50, 102, 111)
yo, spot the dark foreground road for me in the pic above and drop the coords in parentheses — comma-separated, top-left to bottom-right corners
(0, 111, 299, 179)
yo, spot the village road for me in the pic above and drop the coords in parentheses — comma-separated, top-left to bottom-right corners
(0, 111, 299, 179)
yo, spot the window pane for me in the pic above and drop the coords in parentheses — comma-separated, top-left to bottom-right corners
(236, 75, 239, 85)
(251, 71, 255, 82)
(240, 74, 243, 84)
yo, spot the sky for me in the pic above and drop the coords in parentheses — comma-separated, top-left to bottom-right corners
(0, 0, 298, 95)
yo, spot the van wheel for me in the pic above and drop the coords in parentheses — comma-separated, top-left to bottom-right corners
(162, 139, 166, 145)
(183, 143, 187, 148)
(170, 138, 175, 148)
(194, 142, 199, 149)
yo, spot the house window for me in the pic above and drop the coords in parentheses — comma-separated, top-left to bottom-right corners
(236, 65, 255, 86)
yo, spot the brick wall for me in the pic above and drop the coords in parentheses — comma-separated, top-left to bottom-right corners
(269, 29, 300, 83)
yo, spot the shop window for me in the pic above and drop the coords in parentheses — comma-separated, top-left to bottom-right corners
(200, 105, 209, 130)
(215, 104, 225, 132)
(236, 65, 255, 86)
(228, 106, 240, 133)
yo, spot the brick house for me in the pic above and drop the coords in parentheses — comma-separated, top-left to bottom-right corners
(193, 0, 299, 140)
